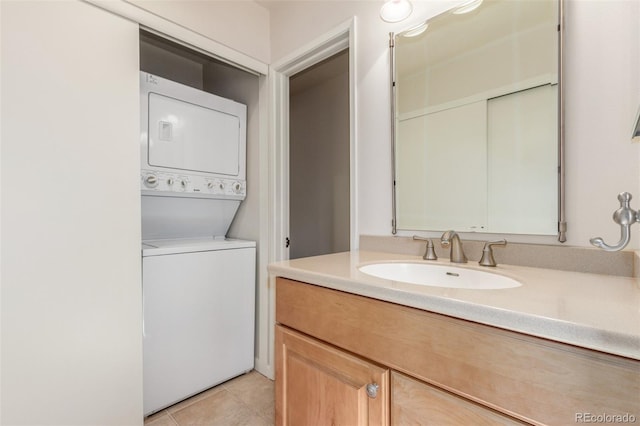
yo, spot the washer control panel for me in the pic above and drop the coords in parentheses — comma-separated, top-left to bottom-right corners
(141, 170, 246, 199)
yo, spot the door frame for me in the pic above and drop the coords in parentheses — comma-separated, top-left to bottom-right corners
(270, 17, 357, 263)
(256, 18, 357, 379)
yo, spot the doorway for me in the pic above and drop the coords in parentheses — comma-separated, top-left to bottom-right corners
(288, 50, 350, 259)
(259, 18, 355, 379)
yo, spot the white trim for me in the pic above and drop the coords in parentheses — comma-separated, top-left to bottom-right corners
(252, 66, 290, 380)
(257, 17, 357, 379)
(275, 38, 349, 76)
(349, 19, 359, 251)
(271, 19, 353, 73)
(274, 71, 291, 264)
(83, 0, 268, 75)
(254, 74, 274, 379)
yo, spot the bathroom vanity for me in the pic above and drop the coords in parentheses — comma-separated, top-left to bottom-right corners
(269, 251, 640, 425)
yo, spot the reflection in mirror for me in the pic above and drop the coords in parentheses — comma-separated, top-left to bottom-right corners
(633, 106, 640, 142)
(392, 0, 563, 239)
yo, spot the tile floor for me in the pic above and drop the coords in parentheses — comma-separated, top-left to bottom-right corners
(144, 371, 274, 426)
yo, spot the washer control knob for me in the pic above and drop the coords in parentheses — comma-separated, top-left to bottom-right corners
(167, 178, 174, 186)
(233, 182, 242, 193)
(207, 181, 214, 189)
(180, 179, 188, 189)
(144, 174, 158, 188)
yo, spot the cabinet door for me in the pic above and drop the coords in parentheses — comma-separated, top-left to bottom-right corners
(275, 325, 389, 426)
(391, 372, 524, 425)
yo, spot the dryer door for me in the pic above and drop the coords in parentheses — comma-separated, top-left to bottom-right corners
(147, 93, 240, 176)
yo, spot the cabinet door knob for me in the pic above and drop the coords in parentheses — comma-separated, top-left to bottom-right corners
(366, 383, 379, 399)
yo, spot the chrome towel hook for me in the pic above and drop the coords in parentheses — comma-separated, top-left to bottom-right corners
(590, 192, 640, 251)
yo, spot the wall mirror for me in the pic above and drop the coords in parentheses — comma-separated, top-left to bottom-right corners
(391, 0, 565, 241)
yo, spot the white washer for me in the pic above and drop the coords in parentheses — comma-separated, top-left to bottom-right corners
(142, 238, 256, 416)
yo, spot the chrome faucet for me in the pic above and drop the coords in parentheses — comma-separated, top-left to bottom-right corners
(441, 230, 467, 263)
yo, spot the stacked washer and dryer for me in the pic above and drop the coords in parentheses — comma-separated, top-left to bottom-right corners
(139, 72, 255, 416)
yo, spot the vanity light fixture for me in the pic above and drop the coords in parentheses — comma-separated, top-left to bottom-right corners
(402, 22, 428, 37)
(453, 0, 483, 15)
(380, 0, 413, 23)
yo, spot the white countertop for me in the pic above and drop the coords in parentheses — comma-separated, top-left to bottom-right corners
(268, 250, 640, 360)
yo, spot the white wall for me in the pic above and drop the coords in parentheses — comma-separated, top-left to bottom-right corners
(130, 0, 271, 64)
(1, 1, 142, 424)
(268, 0, 640, 249)
(564, 0, 640, 248)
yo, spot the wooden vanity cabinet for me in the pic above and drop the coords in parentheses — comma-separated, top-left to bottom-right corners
(275, 325, 389, 426)
(275, 277, 640, 425)
(391, 371, 523, 425)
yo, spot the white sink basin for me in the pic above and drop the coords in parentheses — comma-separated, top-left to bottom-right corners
(358, 262, 521, 290)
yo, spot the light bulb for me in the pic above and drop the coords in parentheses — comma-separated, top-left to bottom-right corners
(380, 0, 413, 23)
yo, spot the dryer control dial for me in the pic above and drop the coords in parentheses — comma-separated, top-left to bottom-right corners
(206, 180, 226, 194)
(178, 177, 190, 191)
(144, 174, 159, 188)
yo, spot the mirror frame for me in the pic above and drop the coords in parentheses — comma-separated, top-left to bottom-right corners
(390, 0, 566, 242)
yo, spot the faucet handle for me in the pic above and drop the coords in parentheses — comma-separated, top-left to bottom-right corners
(412, 236, 438, 260)
(479, 239, 507, 267)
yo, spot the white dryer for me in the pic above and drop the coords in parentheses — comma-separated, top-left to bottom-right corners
(139, 71, 248, 241)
